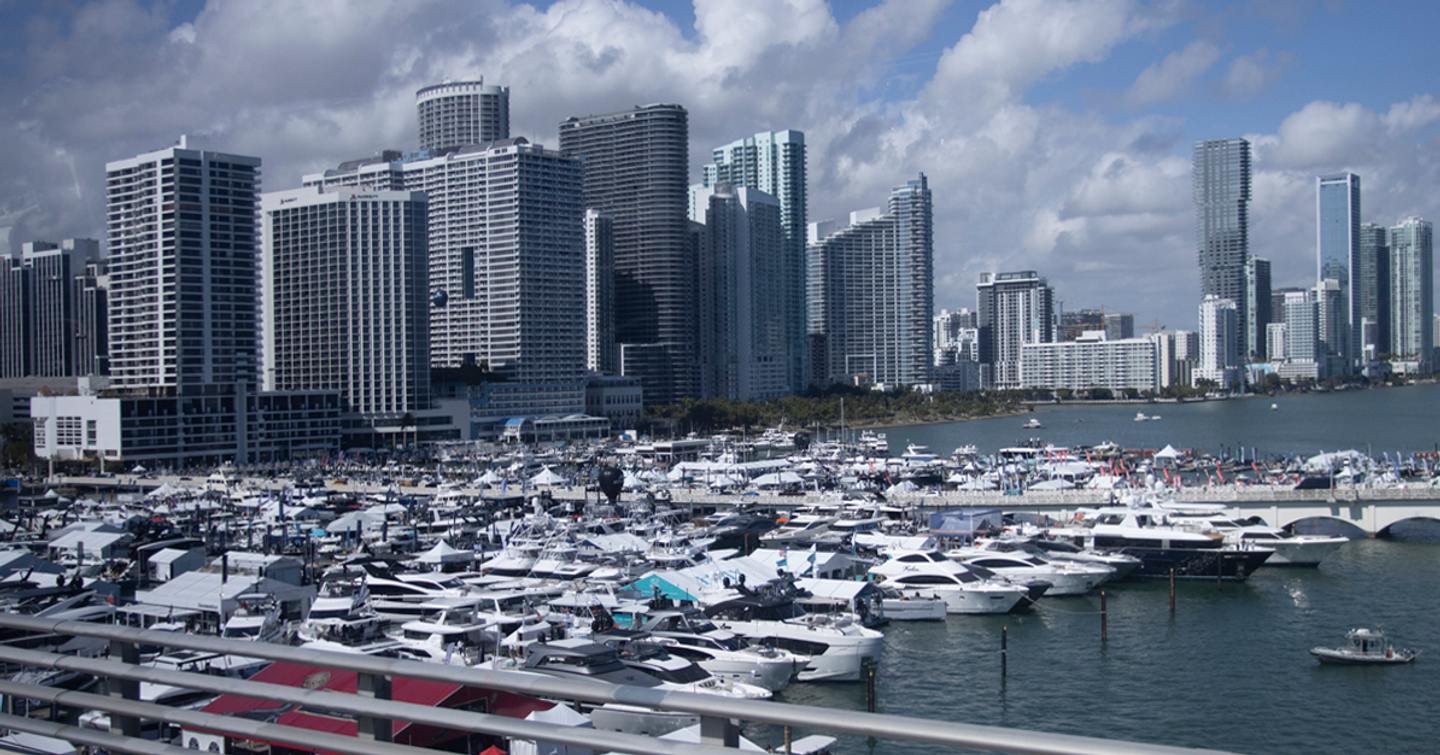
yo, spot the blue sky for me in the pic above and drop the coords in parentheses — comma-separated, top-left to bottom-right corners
(0, 0, 1436, 326)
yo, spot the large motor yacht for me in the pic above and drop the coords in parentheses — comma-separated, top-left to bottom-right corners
(869, 550, 1029, 614)
(700, 580, 883, 682)
(1048, 508, 1273, 580)
(638, 607, 804, 692)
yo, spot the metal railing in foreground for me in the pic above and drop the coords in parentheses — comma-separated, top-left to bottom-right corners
(0, 613, 1234, 755)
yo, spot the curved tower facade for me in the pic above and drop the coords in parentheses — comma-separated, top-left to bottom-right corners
(416, 80, 510, 153)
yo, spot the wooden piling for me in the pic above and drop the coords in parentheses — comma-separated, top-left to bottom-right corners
(1001, 624, 1008, 678)
(1099, 590, 1108, 643)
(1168, 568, 1176, 616)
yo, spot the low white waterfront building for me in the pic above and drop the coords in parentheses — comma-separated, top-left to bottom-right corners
(1019, 331, 1159, 393)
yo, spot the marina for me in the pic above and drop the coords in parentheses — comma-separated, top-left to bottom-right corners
(2, 390, 1438, 754)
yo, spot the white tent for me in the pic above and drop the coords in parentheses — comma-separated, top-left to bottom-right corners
(1029, 478, 1076, 490)
(885, 480, 920, 496)
(529, 467, 566, 487)
(706, 474, 743, 489)
(753, 471, 804, 488)
(415, 539, 473, 565)
(1154, 445, 1182, 460)
(476, 470, 504, 487)
(958, 478, 998, 491)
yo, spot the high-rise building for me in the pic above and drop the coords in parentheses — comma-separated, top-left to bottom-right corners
(72, 260, 109, 377)
(261, 187, 431, 443)
(1389, 217, 1434, 364)
(977, 270, 1054, 390)
(1102, 312, 1135, 341)
(106, 137, 260, 390)
(416, 80, 509, 153)
(1058, 308, 1104, 341)
(0, 255, 29, 378)
(690, 184, 788, 401)
(1316, 173, 1360, 371)
(1316, 278, 1346, 376)
(1193, 138, 1251, 356)
(307, 139, 586, 383)
(33, 138, 341, 467)
(1266, 322, 1288, 362)
(1245, 257, 1271, 360)
(1196, 295, 1239, 390)
(0, 240, 102, 378)
(1358, 223, 1390, 360)
(1283, 289, 1320, 363)
(934, 308, 979, 360)
(584, 209, 617, 374)
(559, 104, 693, 403)
(808, 175, 934, 388)
(701, 130, 807, 393)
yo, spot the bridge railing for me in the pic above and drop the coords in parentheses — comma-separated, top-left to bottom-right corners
(0, 613, 1232, 755)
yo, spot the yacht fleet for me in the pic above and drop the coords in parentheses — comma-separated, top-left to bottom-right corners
(0, 429, 1389, 748)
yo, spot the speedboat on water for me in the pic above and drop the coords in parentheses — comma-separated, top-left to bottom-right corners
(1023, 418, 1043, 429)
(1311, 628, 1417, 665)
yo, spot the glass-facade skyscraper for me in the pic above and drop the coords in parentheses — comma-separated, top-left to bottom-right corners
(1245, 257, 1271, 361)
(1358, 222, 1390, 360)
(559, 104, 694, 404)
(1316, 172, 1360, 371)
(1389, 217, 1434, 364)
(1193, 138, 1251, 358)
(702, 130, 807, 394)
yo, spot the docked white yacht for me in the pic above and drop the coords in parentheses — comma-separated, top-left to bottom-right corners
(1048, 507, 1273, 580)
(299, 579, 388, 644)
(638, 608, 803, 692)
(1166, 513, 1348, 566)
(869, 550, 1029, 614)
(946, 545, 1114, 596)
(760, 514, 835, 547)
(700, 580, 883, 682)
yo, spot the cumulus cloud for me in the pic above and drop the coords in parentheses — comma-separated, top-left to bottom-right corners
(1220, 48, 1290, 100)
(0, 0, 1435, 329)
(1125, 40, 1221, 107)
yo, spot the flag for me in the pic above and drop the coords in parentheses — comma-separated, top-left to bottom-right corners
(776, 546, 788, 573)
(805, 545, 818, 577)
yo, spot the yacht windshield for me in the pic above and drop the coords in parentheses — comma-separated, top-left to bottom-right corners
(648, 662, 710, 684)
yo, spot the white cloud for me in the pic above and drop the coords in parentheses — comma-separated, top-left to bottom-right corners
(1125, 41, 1220, 107)
(1220, 49, 1288, 100)
(0, 0, 1435, 331)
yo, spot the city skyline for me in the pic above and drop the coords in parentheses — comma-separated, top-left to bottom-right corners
(1, 0, 1437, 330)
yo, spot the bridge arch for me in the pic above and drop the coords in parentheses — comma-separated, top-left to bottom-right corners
(1284, 516, 1366, 539)
(1376, 515, 1440, 539)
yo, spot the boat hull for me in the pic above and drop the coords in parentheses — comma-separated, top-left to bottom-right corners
(1310, 648, 1417, 665)
(880, 596, 947, 621)
(1261, 538, 1348, 567)
(1111, 546, 1272, 581)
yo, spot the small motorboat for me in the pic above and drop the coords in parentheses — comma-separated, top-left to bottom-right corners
(1022, 418, 1043, 429)
(1311, 628, 1417, 665)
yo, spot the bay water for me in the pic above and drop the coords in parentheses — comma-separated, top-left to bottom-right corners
(880, 382, 1440, 458)
(762, 384, 1440, 753)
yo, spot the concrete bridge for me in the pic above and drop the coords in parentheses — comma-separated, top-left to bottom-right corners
(48, 475, 1440, 537)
